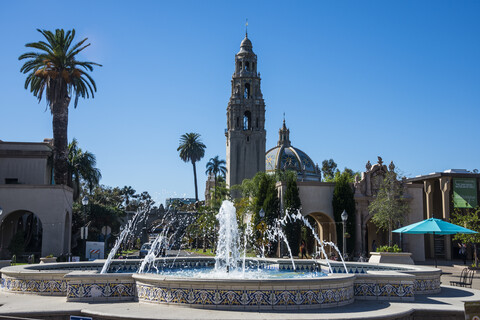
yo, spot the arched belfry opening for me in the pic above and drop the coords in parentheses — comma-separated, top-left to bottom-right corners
(244, 83, 250, 99)
(243, 111, 251, 130)
(245, 61, 250, 71)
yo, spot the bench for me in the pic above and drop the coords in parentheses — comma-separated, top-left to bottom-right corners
(450, 267, 475, 288)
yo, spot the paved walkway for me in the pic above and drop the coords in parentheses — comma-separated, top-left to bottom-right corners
(1, 285, 479, 320)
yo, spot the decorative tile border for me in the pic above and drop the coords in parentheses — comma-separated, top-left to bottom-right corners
(354, 282, 414, 301)
(414, 278, 441, 294)
(136, 283, 353, 308)
(0, 276, 67, 295)
(67, 282, 135, 301)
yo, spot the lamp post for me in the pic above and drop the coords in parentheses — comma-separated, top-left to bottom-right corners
(259, 208, 265, 256)
(81, 196, 89, 260)
(341, 210, 348, 258)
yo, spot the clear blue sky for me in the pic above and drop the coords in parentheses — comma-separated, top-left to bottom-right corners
(1, 1, 479, 206)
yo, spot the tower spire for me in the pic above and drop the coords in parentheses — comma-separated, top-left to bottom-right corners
(278, 117, 291, 147)
(245, 19, 248, 37)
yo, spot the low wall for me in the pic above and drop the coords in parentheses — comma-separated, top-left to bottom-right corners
(134, 273, 355, 309)
(65, 271, 135, 302)
(354, 271, 414, 301)
(368, 252, 414, 265)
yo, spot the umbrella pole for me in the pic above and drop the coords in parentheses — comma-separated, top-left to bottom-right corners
(434, 232, 437, 268)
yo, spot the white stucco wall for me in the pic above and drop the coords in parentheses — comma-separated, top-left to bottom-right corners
(0, 185, 73, 257)
(296, 182, 335, 220)
(0, 142, 52, 185)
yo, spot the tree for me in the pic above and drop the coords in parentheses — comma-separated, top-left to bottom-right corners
(368, 171, 409, 246)
(205, 155, 227, 201)
(209, 177, 229, 210)
(321, 159, 338, 182)
(239, 171, 280, 256)
(19, 29, 101, 185)
(332, 170, 356, 256)
(121, 186, 137, 211)
(283, 172, 302, 256)
(68, 138, 101, 201)
(177, 133, 206, 202)
(450, 207, 480, 267)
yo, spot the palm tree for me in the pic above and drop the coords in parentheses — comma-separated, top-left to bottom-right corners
(68, 138, 102, 201)
(19, 29, 101, 186)
(205, 156, 227, 201)
(177, 133, 206, 202)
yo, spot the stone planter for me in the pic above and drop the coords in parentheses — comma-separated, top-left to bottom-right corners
(40, 257, 57, 264)
(0, 260, 11, 268)
(368, 252, 414, 265)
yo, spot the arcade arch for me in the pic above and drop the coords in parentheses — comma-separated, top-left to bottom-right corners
(306, 212, 337, 257)
(0, 210, 43, 259)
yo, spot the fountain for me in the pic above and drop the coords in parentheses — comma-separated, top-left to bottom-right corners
(0, 200, 442, 310)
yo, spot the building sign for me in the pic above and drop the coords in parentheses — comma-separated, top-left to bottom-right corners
(85, 241, 105, 260)
(453, 178, 477, 208)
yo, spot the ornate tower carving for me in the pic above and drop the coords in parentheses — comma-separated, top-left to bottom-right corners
(226, 33, 266, 191)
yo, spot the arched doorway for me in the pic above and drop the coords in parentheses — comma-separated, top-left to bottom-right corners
(365, 215, 389, 254)
(306, 212, 337, 258)
(0, 210, 43, 260)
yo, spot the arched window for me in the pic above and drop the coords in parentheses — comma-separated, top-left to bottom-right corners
(244, 83, 250, 99)
(243, 111, 251, 130)
(245, 61, 250, 71)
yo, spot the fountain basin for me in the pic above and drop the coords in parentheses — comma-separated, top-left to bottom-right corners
(0, 258, 441, 309)
(134, 272, 354, 309)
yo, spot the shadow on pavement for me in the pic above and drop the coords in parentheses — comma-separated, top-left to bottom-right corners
(431, 286, 475, 298)
(410, 287, 475, 305)
(207, 300, 392, 314)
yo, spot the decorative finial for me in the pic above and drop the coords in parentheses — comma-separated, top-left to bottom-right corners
(389, 161, 395, 172)
(366, 160, 372, 171)
(245, 19, 248, 37)
(283, 112, 285, 125)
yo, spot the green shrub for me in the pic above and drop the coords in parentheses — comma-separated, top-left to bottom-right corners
(376, 244, 402, 253)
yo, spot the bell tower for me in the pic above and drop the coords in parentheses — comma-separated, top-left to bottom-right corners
(226, 32, 266, 191)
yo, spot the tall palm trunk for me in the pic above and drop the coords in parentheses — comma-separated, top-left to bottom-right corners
(214, 173, 217, 201)
(192, 160, 198, 202)
(52, 97, 70, 186)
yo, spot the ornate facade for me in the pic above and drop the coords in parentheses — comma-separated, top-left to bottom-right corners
(354, 157, 424, 260)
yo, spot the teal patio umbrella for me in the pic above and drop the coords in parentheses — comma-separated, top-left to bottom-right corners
(393, 217, 477, 267)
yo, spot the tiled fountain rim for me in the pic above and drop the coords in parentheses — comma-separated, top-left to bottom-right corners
(0, 258, 441, 275)
(132, 272, 356, 284)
